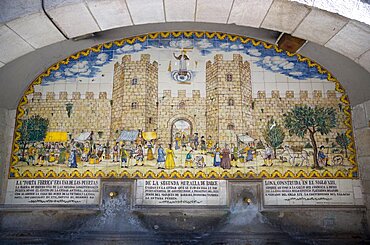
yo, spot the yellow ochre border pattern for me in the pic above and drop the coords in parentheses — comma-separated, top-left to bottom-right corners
(9, 31, 357, 179)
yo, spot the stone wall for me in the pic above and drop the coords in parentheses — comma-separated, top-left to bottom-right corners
(110, 54, 158, 136)
(206, 54, 252, 145)
(157, 90, 206, 145)
(251, 90, 348, 148)
(0, 108, 15, 203)
(25, 92, 111, 142)
(353, 99, 370, 233)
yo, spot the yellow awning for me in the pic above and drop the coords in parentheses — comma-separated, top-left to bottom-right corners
(142, 132, 157, 141)
(44, 132, 68, 142)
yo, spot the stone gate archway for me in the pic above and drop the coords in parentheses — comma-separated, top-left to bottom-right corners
(170, 118, 193, 147)
(166, 114, 196, 145)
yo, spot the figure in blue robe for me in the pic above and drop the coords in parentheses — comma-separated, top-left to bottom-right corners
(157, 145, 166, 169)
(69, 146, 78, 168)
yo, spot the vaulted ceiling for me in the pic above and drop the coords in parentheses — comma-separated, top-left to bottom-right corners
(1, 0, 369, 71)
(0, 0, 369, 108)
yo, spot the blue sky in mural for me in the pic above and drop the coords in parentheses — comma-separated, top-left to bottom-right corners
(42, 51, 115, 85)
(41, 36, 327, 85)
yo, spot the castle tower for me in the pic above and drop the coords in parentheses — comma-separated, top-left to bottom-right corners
(110, 54, 158, 137)
(206, 54, 252, 145)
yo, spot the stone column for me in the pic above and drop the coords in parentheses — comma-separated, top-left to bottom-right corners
(353, 100, 370, 233)
(0, 108, 16, 203)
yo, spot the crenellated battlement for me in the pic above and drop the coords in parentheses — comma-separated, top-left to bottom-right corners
(161, 90, 203, 99)
(256, 90, 338, 99)
(31, 91, 109, 100)
(118, 54, 158, 67)
(207, 53, 250, 66)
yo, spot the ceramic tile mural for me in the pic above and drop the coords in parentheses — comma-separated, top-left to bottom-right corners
(9, 32, 357, 179)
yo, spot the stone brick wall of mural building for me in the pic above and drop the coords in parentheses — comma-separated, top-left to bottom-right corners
(206, 54, 253, 145)
(24, 92, 111, 143)
(22, 88, 345, 150)
(111, 54, 159, 135)
(252, 90, 347, 148)
(157, 90, 206, 145)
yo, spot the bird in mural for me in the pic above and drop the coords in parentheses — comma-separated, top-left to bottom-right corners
(269, 121, 276, 130)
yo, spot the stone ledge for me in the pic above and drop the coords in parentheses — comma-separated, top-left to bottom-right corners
(0, 231, 367, 244)
(132, 207, 229, 214)
(0, 205, 100, 213)
(261, 206, 366, 212)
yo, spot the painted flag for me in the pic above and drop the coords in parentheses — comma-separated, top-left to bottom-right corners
(168, 61, 172, 72)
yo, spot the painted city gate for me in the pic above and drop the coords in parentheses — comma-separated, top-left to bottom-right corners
(9, 31, 357, 179)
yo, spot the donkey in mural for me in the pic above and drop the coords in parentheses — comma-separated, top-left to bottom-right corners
(280, 145, 310, 167)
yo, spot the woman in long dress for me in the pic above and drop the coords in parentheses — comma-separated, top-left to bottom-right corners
(220, 145, 231, 169)
(165, 144, 175, 169)
(213, 145, 221, 167)
(147, 140, 154, 161)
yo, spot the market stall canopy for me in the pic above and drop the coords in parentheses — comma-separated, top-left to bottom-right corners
(75, 132, 92, 142)
(237, 134, 255, 143)
(142, 132, 157, 141)
(44, 132, 68, 142)
(117, 130, 139, 142)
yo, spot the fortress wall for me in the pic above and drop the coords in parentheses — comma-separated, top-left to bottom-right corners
(158, 90, 206, 145)
(110, 54, 158, 135)
(206, 54, 253, 145)
(251, 90, 348, 148)
(25, 91, 111, 142)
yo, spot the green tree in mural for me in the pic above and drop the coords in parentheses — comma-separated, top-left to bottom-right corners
(336, 132, 350, 158)
(263, 118, 285, 158)
(19, 115, 49, 159)
(283, 105, 336, 169)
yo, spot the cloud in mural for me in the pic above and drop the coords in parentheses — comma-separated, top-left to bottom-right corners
(230, 44, 244, 50)
(196, 39, 213, 49)
(64, 61, 91, 76)
(169, 39, 193, 49)
(196, 39, 213, 55)
(289, 71, 303, 76)
(247, 48, 262, 57)
(262, 56, 295, 71)
(54, 71, 62, 79)
(219, 43, 230, 49)
(95, 53, 109, 65)
(116, 43, 143, 54)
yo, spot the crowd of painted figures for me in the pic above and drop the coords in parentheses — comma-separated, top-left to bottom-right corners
(20, 132, 334, 170)
(19, 132, 262, 170)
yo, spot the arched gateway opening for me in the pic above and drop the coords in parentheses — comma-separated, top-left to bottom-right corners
(171, 118, 193, 147)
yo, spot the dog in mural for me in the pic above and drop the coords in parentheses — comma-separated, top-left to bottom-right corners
(195, 155, 206, 168)
(331, 155, 344, 166)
